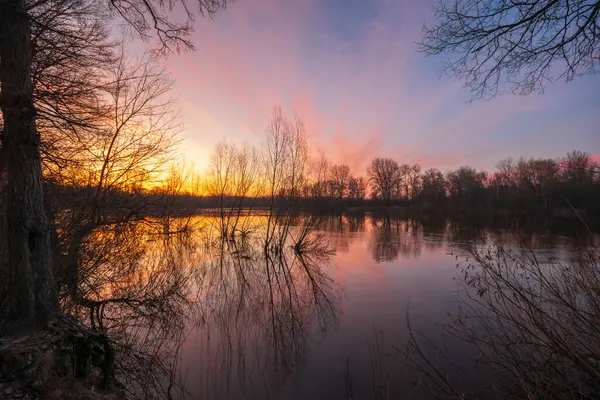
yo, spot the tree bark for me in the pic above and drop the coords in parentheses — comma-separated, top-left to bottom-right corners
(0, 0, 58, 327)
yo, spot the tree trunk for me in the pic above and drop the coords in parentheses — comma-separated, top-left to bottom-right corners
(0, 0, 58, 327)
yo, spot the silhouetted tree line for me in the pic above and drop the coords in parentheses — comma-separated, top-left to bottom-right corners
(200, 134, 600, 221)
(323, 151, 600, 219)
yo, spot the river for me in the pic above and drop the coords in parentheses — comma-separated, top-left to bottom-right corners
(124, 214, 592, 400)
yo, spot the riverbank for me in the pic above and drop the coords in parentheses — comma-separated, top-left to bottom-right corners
(0, 315, 121, 400)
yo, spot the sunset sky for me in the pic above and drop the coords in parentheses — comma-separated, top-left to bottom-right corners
(160, 0, 599, 175)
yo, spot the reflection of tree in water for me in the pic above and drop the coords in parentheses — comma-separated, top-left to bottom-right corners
(347, 214, 366, 233)
(60, 214, 340, 399)
(420, 219, 448, 252)
(368, 217, 424, 263)
(318, 215, 366, 254)
(321, 215, 351, 252)
(192, 220, 341, 400)
(197, 223, 339, 398)
(61, 217, 205, 398)
(442, 222, 598, 261)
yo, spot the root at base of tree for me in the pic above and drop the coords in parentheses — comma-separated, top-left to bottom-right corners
(0, 314, 122, 400)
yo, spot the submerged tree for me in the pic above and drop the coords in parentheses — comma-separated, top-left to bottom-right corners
(263, 106, 310, 247)
(420, 0, 600, 99)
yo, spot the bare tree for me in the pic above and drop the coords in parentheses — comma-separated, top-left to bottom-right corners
(368, 158, 400, 203)
(420, 0, 600, 99)
(496, 158, 518, 187)
(446, 166, 487, 206)
(397, 163, 411, 200)
(155, 158, 198, 233)
(29, 0, 117, 182)
(205, 139, 236, 224)
(407, 164, 422, 200)
(205, 139, 260, 238)
(517, 157, 559, 207)
(560, 150, 596, 187)
(262, 106, 310, 248)
(264, 106, 291, 205)
(285, 113, 310, 204)
(421, 168, 446, 201)
(330, 164, 351, 199)
(310, 149, 330, 199)
(61, 51, 180, 299)
(106, 0, 231, 54)
(0, 0, 231, 328)
(161, 158, 196, 197)
(348, 176, 367, 200)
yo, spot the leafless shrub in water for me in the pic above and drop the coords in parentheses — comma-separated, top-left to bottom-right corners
(402, 236, 600, 399)
(60, 219, 202, 399)
(193, 216, 341, 398)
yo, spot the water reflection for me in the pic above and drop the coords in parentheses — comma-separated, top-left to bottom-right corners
(65, 214, 341, 399)
(63, 217, 204, 398)
(368, 217, 424, 262)
(187, 219, 341, 399)
(319, 214, 598, 263)
(62, 213, 597, 399)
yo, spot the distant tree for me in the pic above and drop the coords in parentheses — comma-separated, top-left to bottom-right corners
(516, 157, 559, 207)
(446, 166, 487, 206)
(490, 158, 521, 207)
(348, 176, 367, 200)
(407, 164, 422, 200)
(421, 168, 446, 202)
(495, 158, 518, 188)
(560, 150, 596, 188)
(420, 0, 600, 99)
(397, 164, 411, 200)
(310, 150, 329, 198)
(368, 158, 400, 203)
(330, 164, 351, 199)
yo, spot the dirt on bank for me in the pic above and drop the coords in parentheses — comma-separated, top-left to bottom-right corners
(0, 315, 122, 400)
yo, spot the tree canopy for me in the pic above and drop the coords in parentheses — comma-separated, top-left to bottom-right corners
(420, 0, 600, 99)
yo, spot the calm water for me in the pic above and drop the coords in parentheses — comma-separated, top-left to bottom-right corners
(150, 214, 594, 400)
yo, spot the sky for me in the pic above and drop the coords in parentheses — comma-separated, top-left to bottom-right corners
(158, 0, 599, 175)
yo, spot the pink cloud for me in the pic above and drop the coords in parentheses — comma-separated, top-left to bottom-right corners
(330, 130, 384, 175)
(157, 0, 599, 174)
